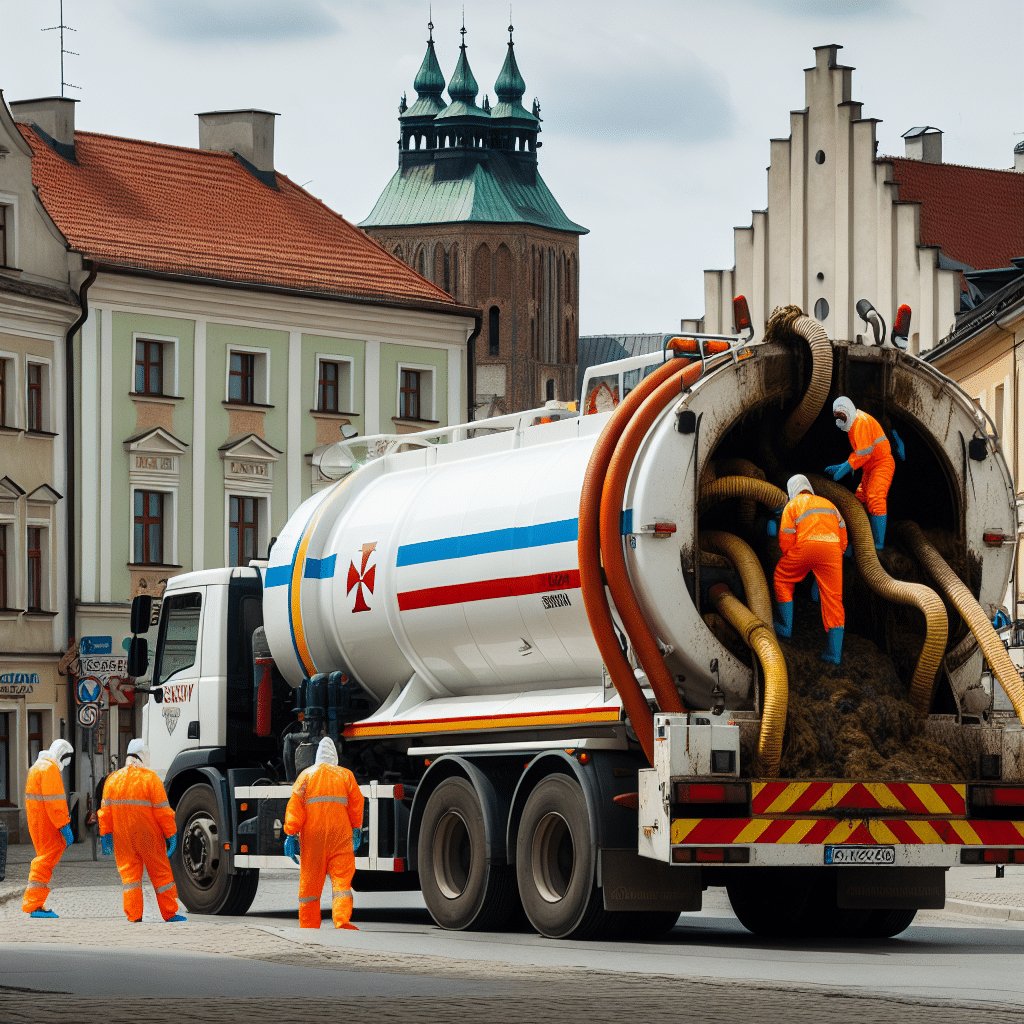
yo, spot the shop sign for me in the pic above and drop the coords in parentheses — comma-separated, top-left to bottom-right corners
(0, 671, 39, 696)
(79, 653, 134, 707)
(79, 636, 112, 656)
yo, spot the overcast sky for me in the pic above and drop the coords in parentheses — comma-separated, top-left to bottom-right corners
(2, 0, 1021, 334)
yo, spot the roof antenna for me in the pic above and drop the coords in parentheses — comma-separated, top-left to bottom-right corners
(42, 0, 80, 98)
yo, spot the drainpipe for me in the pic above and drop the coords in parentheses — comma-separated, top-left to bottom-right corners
(466, 315, 482, 422)
(64, 261, 97, 833)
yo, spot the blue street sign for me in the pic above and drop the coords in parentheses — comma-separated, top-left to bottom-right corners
(80, 636, 112, 656)
(77, 676, 102, 704)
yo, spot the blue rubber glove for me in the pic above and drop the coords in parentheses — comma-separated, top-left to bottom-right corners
(101, 833, 113, 856)
(825, 461, 853, 481)
(892, 429, 906, 462)
(60, 824, 74, 848)
(352, 827, 364, 851)
(166, 833, 177, 858)
(284, 833, 300, 864)
(766, 520, 777, 537)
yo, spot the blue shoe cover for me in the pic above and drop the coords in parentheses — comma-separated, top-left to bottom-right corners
(774, 601, 793, 639)
(30, 909, 59, 919)
(869, 514, 887, 550)
(166, 914, 187, 923)
(821, 627, 844, 665)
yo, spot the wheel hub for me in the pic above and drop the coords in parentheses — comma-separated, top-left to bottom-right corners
(433, 809, 471, 900)
(183, 813, 219, 887)
(532, 811, 574, 903)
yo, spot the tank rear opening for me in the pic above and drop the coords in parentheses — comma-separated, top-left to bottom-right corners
(696, 366, 981, 782)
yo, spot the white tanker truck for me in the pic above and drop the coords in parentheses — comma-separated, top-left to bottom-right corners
(129, 300, 1024, 939)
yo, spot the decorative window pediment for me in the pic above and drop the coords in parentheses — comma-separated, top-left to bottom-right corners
(219, 433, 280, 494)
(126, 427, 188, 487)
(26, 484, 62, 503)
(123, 426, 190, 457)
(0, 476, 25, 500)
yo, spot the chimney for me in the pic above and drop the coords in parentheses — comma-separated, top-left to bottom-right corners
(902, 126, 942, 164)
(197, 109, 277, 173)
(9, 96, 77, 159)
(1015, 141, 1024, 173)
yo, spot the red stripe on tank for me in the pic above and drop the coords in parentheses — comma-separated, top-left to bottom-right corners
(398, 569, 581, 611)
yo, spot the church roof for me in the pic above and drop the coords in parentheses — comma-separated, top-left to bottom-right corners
(359, 150, 587, 234)
(491, 26, 537, 124)
(401, 27, 447, 120)
(435, 30, 488, 121)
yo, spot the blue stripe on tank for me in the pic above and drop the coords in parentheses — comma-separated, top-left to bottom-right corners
(265, 565, 290, 588)
(303, 554, 337, 580)
(396, 518, 579, 567)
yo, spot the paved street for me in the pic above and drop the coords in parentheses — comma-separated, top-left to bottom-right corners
(4, 842, 1024, 1022)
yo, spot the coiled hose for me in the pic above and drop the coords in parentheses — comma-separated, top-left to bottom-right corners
(808, 474, 948, 713)
(579, 357, 692, 764)
(699, 476, 788, 518)
(699, 530, 775, 631)
(708, 583, 789, 778)
(764, 307, 834, 450)
(897, 522, 1024, 723)
(600, 362, 706, 719)
(709, 458, 767, 533)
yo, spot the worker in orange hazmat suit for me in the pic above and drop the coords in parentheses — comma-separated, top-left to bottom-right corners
(769, 474, 847, 665)
(98, 738, 185, 922)
(825, 396, 905, 549)
(22, 739, 74, 917)
(284, 736, 365, 929)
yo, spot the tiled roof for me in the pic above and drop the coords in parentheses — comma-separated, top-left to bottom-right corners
(887, 157, 1024, 271)
(19, 126, 467, 311)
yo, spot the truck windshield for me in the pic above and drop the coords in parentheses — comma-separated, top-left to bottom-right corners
(153, 592, 202, 686)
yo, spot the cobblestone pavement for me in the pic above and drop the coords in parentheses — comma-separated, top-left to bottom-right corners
(3, 843, 1024, 1023)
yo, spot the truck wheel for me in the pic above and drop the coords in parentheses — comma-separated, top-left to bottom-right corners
(853, 908, 917, 938)
(418, 777, 518, 931)
(172, 784, 259, 916)
(515, 774, 611, 940)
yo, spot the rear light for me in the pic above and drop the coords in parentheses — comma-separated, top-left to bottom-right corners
(893, 303, 912, 340)
(613, 792, 639, 809)
(675, 782, 747, 804)
(983, 530, 1006, 548)
(394, 858, 405, 872)
(960, 849, 1024, 864)
(579, 752, 590, 765)
(733, 295, 753, 336)
(673, 846, 749, 864)
(392, 783, 405, 801)
(971, 785, 1024, 807)
(240, 844, 249, 854)
(653, 523, 676, 538)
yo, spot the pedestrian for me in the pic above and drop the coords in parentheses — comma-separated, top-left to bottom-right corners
(769, 474, 847, 665)
(283, 736, 364, 929)
(98, 738, 186, 923)
(825, 396, 905, 549)
(22, 739, 75, 918)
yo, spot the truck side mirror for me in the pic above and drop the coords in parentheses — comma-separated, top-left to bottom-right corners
(130, 594, 153, 635)
(127, 637, 148, 678)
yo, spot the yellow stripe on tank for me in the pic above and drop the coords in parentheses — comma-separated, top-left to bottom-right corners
(290, 474, 357, 678)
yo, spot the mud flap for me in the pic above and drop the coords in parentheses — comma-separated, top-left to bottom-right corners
(599, 849, 703, 912)
(836, 867, 945, 909)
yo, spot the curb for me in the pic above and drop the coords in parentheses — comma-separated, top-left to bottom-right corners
(941, 898, 1024, 922)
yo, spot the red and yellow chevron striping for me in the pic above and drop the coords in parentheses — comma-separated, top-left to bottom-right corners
(671, 817, 1024, 846)
(750, 781, 966, 817)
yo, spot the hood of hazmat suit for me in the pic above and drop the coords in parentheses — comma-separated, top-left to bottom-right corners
(126, 738, 149, 767)
(42, 739, 74, 770)
(833, 396, 857, 433)
(315, 737, 339, 766)
(787, 474, 814, 501)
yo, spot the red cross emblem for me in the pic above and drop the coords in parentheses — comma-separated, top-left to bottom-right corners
(347, 542, 377, 613)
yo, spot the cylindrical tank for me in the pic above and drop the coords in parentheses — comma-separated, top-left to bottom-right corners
(263, 339, 1018, 715)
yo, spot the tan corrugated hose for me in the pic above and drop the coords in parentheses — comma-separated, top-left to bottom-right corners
(699, 476, 788, 517)
(898, 521, 1024, 723)
(709, 459, 767, 532)
(808, 475, 948, 713)
(708, 583, 789, 777)
(700, 530, 775, 631)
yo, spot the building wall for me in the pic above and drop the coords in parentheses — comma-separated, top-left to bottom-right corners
(699, 45, 961, 354)
(365, 222, 579, 414)
(0, 98, 81, 841)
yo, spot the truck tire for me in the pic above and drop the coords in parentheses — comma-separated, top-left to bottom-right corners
(852, 908, 917, 938)
(418, 777, 518, 931)
(172, 783, 259, 916)
(515, 774, 611, 940)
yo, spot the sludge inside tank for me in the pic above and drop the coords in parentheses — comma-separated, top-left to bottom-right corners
(695, 314, 988, 782)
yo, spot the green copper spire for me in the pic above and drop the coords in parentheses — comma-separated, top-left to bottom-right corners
(402, 19, 447, 120)
(490, 21, 537, 123)
(447, 23, 479, 105)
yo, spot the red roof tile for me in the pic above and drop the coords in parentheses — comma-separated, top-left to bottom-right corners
(888, 157, 1024, 271)
(19, 126, 466, 311)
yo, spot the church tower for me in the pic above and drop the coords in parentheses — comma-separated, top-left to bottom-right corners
(361, 22, 587, 416)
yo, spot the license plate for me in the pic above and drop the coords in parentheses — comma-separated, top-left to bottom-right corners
(824, 845, 895, 866)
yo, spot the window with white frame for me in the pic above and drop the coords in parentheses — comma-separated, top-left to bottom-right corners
(26, 360, 50, 433)
(133, 490, 168, 564)
(396, 363, 435, 422)
(316, 356, 353, 413)
(228, 494, 263, 566)
(226, 348, 269, 405)
(133, 335, 178, 396)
